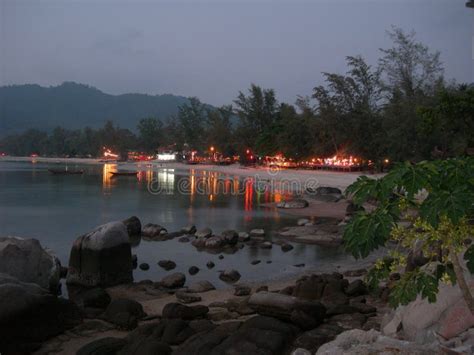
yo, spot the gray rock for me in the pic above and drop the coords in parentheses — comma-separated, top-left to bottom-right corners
(160, 273, 186, 289)
(176, 291, 202, 304)
(307, 186, 343, 202)
(81, 288, 111, 309)
(238, 232, 250, 242)
(195, 228, 212, 239)
(251, 260, 261, 265)
(206, 261, 215, 269)
(260, 241, 273, 249)
(139, 263, 150, 271)
(297, 218, 310, 226)
(77, 337, 128, 355)
(234, 284, 251, 296)
(219, 269, 241, 283)
(188, 266, 200, 275)
(142, 223, 168, 240)
(281, 243, 294, 252)
(158, 260, 176, 271)
(277, 199, 309, 209)
(188, 280, 216, 293)
(221, 230, 239, 245)
(162, 303, 209, 320)
(293, 323, 344, 353)
(345, 279, 368, 296)
(122, 216, 141, 237)
(181, 225, 197, 234)
(178, 236, 191, 243)
(67, 221, 133, 288)
(0, 237, 61, 292)
(103, 298, 146, 330)
(249, 229, 265, 239)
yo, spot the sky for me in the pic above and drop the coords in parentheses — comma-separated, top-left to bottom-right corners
(1, 0, 473, 106)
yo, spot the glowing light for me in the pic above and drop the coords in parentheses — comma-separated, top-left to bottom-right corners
(210, 146, 215, 152)
(156, 153, 176, 161)
(384, 159, 390, 164)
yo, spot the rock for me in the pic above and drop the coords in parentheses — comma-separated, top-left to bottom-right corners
(206, 261, 215, 269)
(77, 337, 128, 355)
(208, 308, 240, 321)
(266, 260, 272, 264)
(293, 323, 344, 353)
(343, 268, 366, 277)
(294, 263, 305, 268)
(142, 223, 168, 239)
(195, 228, 212, 239)
(351, 303, 376, 314)
(178, 236, 191, 243)
(158, 260, 176, 271)
(279, 224, 343, 246)
(281, 243, 294, 252)
(81, 288, 111, 309)
(160, 273, 186, 289)
(162, 303, 209, 320)
(261, 241, 273, 249)
(219, 270, 241, 283)
(345, 202, 365, 216)
(249, 229, 265, 239)
(218, 254, 224, 260)
(0, 237, 61, 292)
(59, 266, 68, 279)
(176, 291, 202, 304)
(67, 221, 133, 288)
(188, 280, 216, 293)
(139, 263, 150, 271)
(188, 266, 200, 275)
(131, 254, 138, 269)
(122, 216, 141, 237)
(382, 281, 474, 343)
(251, 260, 261, 265)
(307, 186, 343, 202)
(118, 322, 178, 354)
(293, 274, 325, 300)
(328, 313, 366, 331)
(0, 273, 82, 353)
(292, 348, 312, 355)
(234, 284, 251, 296)
(297, 218, 310, 226)
(238, 232, 250, 242)
(103, 299, 146, 330)
(277, 199, 309, 209)
(182, 225, 197, 234)
(248, 291, 326, 330)
(326, 304, 359, 316)
(345, 279, 368, 296)
(256, 285, 269, 293)
(221, 230, 239, 245)
(315, 329, 438, 355)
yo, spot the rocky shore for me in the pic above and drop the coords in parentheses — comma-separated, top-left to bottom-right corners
(1, 202, 473, 353)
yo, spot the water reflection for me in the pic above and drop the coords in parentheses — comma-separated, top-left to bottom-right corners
(102, 163, 117, 189)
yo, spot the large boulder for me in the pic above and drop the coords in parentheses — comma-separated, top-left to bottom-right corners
(162, 303, 209, 320)
(293, 323, 344, 353)
(159, 273, 186, 289)
(103, 299, 146, 330)
(67, 221, 133, 288)
(0, 237, 61, 292)
(141, 223, 168, 240)
(219, 269, 241, 283)
(307, 186, 343, 202)
(248, 291, 326, 330)
(0, 273, 82, 353)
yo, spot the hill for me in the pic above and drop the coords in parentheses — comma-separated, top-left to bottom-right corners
(0, 82, 192, 135)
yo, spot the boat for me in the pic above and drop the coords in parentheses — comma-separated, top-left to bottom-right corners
(48, 169, 84, 175)
(109, 171, 138, 177)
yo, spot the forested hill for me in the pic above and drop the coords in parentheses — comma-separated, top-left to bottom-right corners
(0, 82, 192, 135)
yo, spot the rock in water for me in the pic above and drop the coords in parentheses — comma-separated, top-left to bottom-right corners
(160, 273, 186, 289)
(219, 270, 241, 283)
(195, 228, 212, 238)
(0, 273, 82, 353)
(181, 225, 197, 234)
(0, 237, 61, 293)
(103, 299, 146, 330)
(277, 199, 309, 209)
(122, 216, 141, 237)
(188, 280, 216, 293)
(188, 266, 200, 275)
(158, 260, 177, 271)
(141, 223, 168, 240)
(67, 221, 133, 288)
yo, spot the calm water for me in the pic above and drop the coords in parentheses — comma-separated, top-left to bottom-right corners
(0, 160, 348, 288)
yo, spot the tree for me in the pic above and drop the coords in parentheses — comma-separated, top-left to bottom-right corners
(177, 97, 207, 151)
(343, 158, 474, 311)
(137, 117, 163, 153)
(205, 105, 235, 157)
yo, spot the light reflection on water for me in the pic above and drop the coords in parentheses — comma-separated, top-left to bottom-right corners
(0, 161, 349, 288)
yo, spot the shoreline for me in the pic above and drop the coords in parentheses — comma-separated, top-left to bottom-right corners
(0, 156, 382, 191)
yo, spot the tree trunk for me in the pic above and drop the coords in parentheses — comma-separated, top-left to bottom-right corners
(450, 249, 474, 314)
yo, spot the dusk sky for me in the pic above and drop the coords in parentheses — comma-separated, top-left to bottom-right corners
(1, 0, 473, 106)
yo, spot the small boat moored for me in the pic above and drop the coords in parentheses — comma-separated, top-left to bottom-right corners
(109, 171, 138, 177)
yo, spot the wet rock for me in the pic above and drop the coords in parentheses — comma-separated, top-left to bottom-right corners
(293, 274, 325, 300)
(281, 243, 294, 252)
(122, 216, 141, 237)
(162, 303, 209, 320)
(131, 254, 137, 269)
(234, 284, 251, 296)
(249, 229, 265, 239)
(294, 263, 305, 268)
(238, 232, 250, 242)
(328, 313, 367, 330)
(266, 260, 272, 264)
(188, 266, 200, 275)
(0, 273, 82, 354)
(0, 236, 61, 292)
(206, 261, 215, 269)
(277, 199, 309, 209)
(77, 337, 128, 355)
(67, 221, 133, 288)
(81, 288, 111, 309)
(293, 323, 343, 353)
(219, 270, 241, 283)
(256, 285, 269, 293)
(218, 254, 224, 260)
(195, 228, 212, 239)
(345, 279, 368, 296)
(158, 260, 176, 271)
(297, 218, 310, 226)
(307, 186, 342, 202)
(249, 291, 326, 330)
(279, 224, 343, 247)
(261, 241, 273, 249)
(176, 291, 202, 304)
(251, 260, 261, 265)
(221, 230, 239, 245)
(188, 280, 216, 293)
(139, 263, 150, 271)
(103, 299, 146, 330)
(142, 223, 168, 239)
(159, 273, 186, 289)
(182, 225, 197, 235)
(178, 236, 191, 243)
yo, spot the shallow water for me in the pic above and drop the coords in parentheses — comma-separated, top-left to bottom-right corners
(0, 160, 350, 288)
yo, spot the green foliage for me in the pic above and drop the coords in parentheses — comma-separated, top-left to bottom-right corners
(344, 157, 474, 308)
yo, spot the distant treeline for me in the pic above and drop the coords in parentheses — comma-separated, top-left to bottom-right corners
(1, 27, 473, 164)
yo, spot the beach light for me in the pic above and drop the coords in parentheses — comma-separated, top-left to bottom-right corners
(210, 146, 215, 152)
